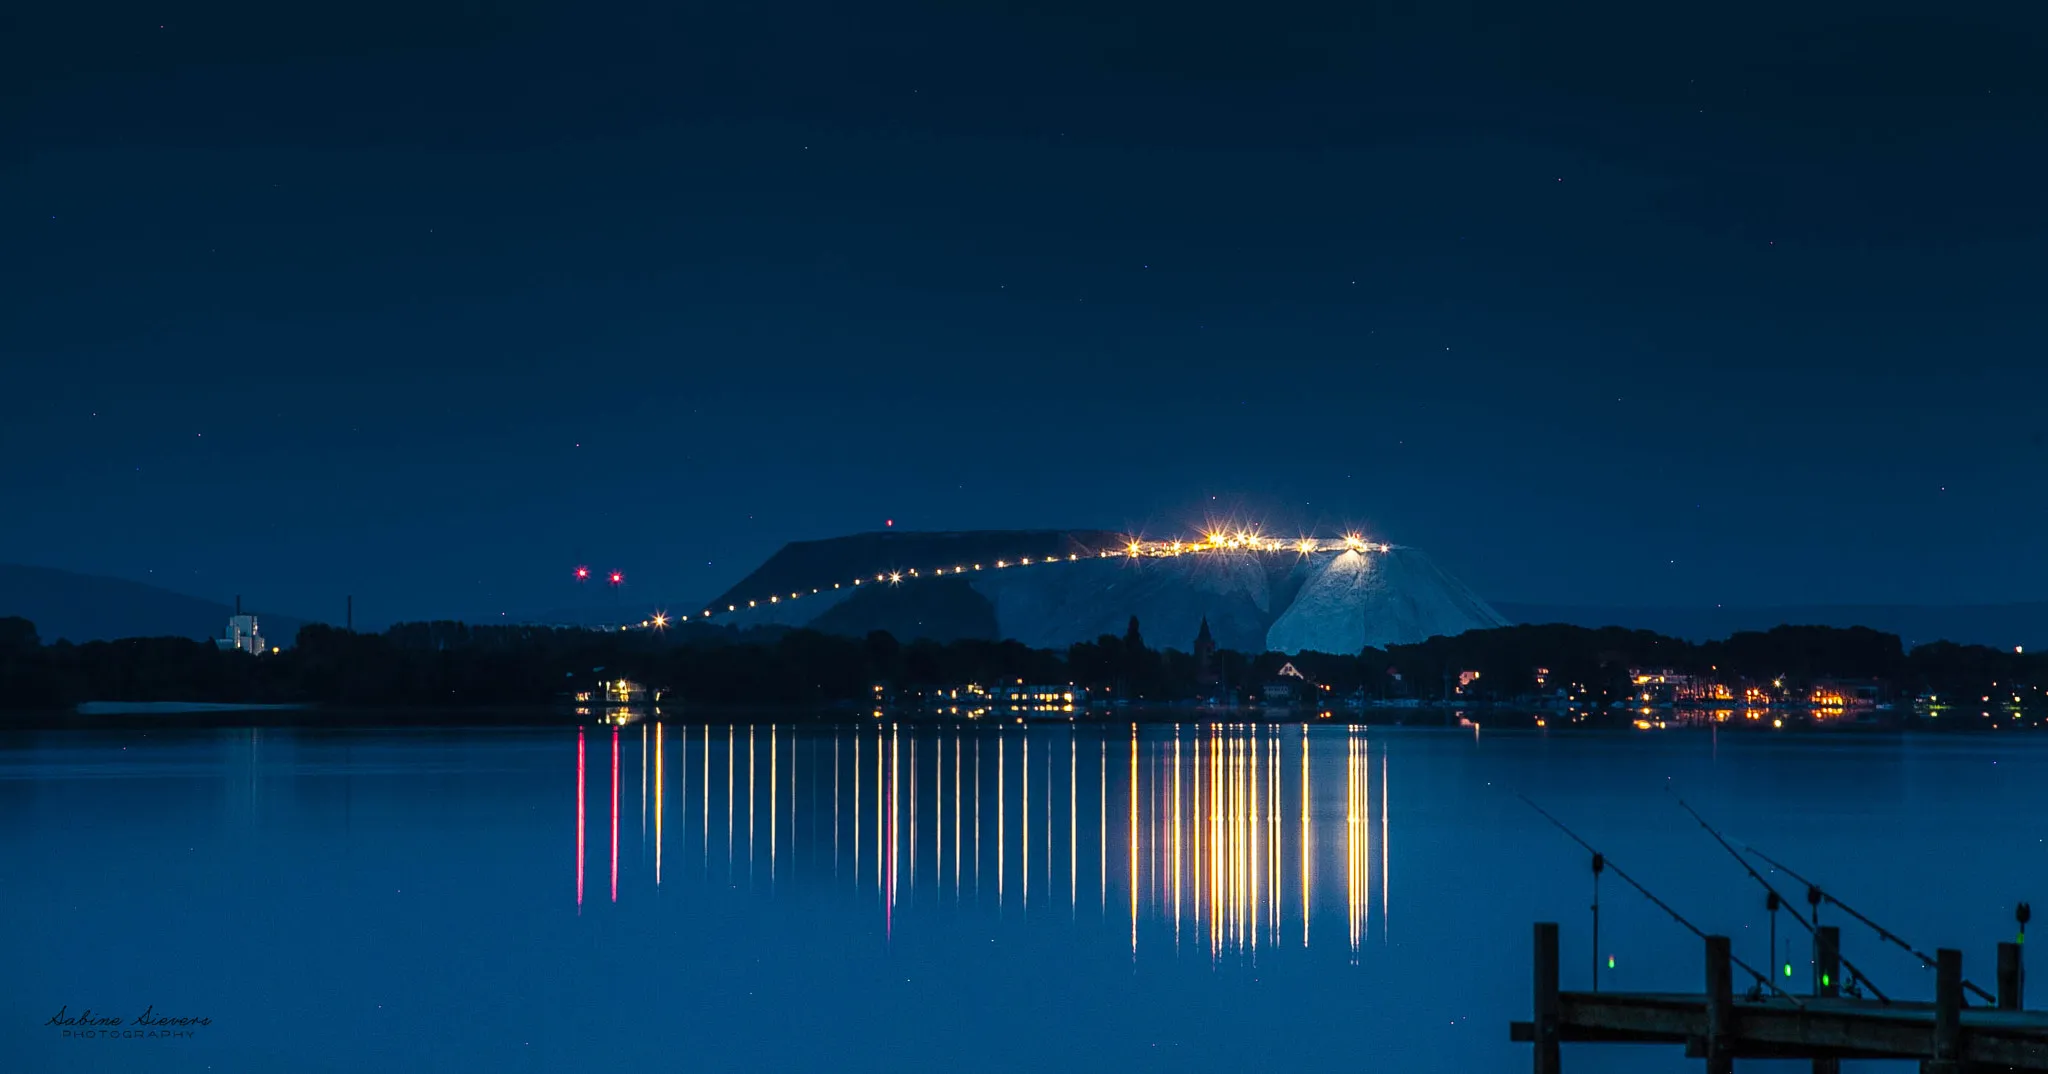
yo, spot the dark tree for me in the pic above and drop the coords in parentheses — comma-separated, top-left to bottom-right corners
(0, 617, 38, 652)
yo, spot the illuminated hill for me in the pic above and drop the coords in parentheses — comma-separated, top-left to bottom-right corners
(699, 529, 1507, 653)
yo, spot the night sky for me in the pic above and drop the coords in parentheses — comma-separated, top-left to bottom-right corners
(6, 1, 2044, 627)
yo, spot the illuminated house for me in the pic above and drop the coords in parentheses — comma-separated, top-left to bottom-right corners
(1262, 662, 1310, 704)
(994, 684, 1086, 716)
(917, 683, 994, 717)
(1629, 668, 1710, 705)
(573, 679, 655, 705)
(1808, 679, 1884, 710)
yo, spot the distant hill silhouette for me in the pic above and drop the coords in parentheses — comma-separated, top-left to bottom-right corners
(0, 564, 310, 645)
(1493, 601, 2047, 651)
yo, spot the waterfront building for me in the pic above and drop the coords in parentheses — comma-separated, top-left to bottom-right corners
(995, 683, 1085, 716)
(1630, 668, 1711, 705)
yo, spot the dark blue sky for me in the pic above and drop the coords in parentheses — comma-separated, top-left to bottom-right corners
(5, 0, 2044, 626)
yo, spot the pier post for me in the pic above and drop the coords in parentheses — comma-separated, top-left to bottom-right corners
(2000, 941, 2024, 1010)
(1705, 934, 1733, 1074)
(1534, 922, 1561, 1074)
(1812, 926, 1840, 1074)
(1933, 947, 1962, 1067)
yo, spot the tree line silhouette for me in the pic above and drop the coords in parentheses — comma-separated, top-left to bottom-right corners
(0, 614, 2038, 716)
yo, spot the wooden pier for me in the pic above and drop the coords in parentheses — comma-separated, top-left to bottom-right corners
(1511, 921, 2048, 1072)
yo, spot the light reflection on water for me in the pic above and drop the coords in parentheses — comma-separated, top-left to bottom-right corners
(8, 722, 2048, 1073)
(597, 722, 1398, 964)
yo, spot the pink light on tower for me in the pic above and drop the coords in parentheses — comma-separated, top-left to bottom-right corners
(574, 565, 591, 582)
(608, 570, 624, 587)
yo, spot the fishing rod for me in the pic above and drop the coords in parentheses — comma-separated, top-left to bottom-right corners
(1519, 794, 1804, 1006)
(1743, 842, 1996, 1005)
(1669, 791, 1893, 1004)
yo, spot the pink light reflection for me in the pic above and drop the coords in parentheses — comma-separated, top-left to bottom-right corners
(576, 728, 585, 911)
(611, 729, 620, 903)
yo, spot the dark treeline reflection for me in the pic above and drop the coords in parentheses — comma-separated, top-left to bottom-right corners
(594, 722, 1388, 960)
(0, 614, 2037, 713)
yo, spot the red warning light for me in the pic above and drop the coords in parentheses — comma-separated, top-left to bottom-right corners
(886, 519, 893, 527)
(608, 571, 624, 586)
(575, 565, 591, 582)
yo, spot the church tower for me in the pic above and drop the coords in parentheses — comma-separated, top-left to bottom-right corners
(1193, 616, 1219, 693)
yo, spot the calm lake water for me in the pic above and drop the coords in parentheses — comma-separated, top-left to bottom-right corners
(4, 720, 2043, 1072)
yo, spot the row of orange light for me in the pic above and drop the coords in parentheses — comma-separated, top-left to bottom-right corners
(650, 532, 1389, 626)
(1124, 531, 1390, 558)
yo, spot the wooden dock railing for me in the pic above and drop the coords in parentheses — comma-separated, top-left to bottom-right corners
(1512, 921, 2047, 1072)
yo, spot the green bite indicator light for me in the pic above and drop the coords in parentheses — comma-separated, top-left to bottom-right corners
(1606, 956, 1615, 970)
(1822, 973, 1832, 987)
(1784, 963, 1793, 977)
